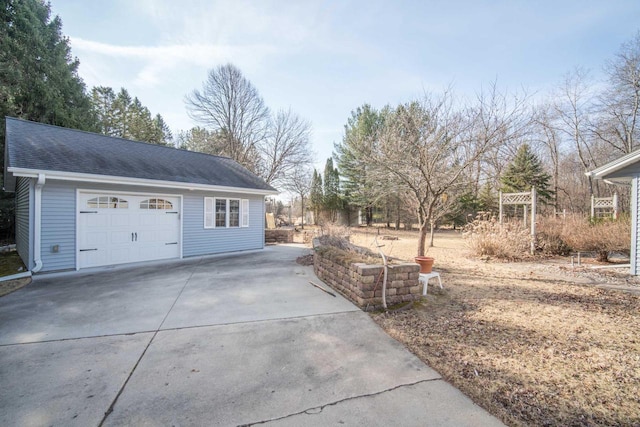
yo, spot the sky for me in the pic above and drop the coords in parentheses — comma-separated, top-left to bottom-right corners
(50, 0, 640, 170)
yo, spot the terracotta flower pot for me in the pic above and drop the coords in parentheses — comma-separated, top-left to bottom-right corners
(414, 256, 435, 273)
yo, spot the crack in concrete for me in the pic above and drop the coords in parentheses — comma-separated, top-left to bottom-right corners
(98, 257, 203, 427)
(237, 378, 442, 426)
(0, 310, 361, 347)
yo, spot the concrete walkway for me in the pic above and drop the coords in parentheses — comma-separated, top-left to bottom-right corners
(0, 245, 503, 426)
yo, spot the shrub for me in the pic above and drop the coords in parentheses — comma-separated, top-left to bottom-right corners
(557, 214, 630, 262)
(537, 216, 572, 256)
(463, 218, 531, 259)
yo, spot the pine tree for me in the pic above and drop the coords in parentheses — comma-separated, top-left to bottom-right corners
(334, 104, 384, 225)
(323, 158, 341, 222)
(91, 86, 172, 145)
(500, 144, 553, 203)
(309, 169, 323, 225)
(0, 0, 96, 240)
(0, 0, 96, 135)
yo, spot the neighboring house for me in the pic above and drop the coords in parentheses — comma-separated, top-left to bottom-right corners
(587, 150, 640, 275)
(4, 117, 278, 273)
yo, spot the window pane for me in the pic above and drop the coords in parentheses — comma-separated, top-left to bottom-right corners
(241, 199, 249, 227)
(229, 200, 240, 227)
(215, 199, 227, 227)
(87, 198, 98, 208)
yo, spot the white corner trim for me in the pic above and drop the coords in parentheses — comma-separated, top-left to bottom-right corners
(631, 177, 638, 276)
(8, 167, 279, 195)
(32, 173, 46, 273)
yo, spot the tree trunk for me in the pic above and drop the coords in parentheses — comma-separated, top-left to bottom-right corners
(418, 225, 428, 256)
(301, 196, 305, 230)
(429, 220, 435, 247)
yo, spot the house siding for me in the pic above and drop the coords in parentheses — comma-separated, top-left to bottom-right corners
(632, 177, 640, 276)
(183, 193, 264, 257)
(15, 177, 33, 269)
(36, 180, 266, 272)
(40, 182, 76, 272)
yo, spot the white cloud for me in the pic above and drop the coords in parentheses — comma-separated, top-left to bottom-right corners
(70, 37, 279, 88)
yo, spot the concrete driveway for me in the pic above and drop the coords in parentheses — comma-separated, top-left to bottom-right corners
(0, 245, 503, 426)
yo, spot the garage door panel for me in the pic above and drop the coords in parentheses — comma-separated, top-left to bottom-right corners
(86, 215, 109, 228)
(111, 231, 131, 245)
(78, 192, 181, 269)
(85, 231, 108, 246)
(110, 215, 130, 227)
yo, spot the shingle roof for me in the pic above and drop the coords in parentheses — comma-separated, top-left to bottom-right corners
(4, 117, 277, 193)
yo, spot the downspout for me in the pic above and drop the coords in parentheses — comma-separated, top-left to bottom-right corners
(32, 173, 45, 273)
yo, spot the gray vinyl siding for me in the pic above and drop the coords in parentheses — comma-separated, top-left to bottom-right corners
(15, 177, 33, 269)
(40, 182, 76, 272)
(633, 177, 640, 275)
(183, 193, 264, 257)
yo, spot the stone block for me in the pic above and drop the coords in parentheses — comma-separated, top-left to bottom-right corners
(391, 280, 404, 289)
(391, 264, 420, 273)
(358, 265, 383, 276)
(358, 274, 376, 284)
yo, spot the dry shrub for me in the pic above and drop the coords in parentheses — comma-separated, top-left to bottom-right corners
(319, 223, 351, 240)
(536, 216, 571, 256)
(315, 245, 380, 265)
(317, 224, 380, 262)
(463, 218, 531, 259)
(557, 214, 630, 262)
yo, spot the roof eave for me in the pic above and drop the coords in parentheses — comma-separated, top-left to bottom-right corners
(586, 150, 640, 180)
(7, 167, 279, 196)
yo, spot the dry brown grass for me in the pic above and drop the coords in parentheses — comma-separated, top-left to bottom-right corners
(556, 215, 631, 262)
(463, 219, 532, 259)
(345, 227, 640, 426)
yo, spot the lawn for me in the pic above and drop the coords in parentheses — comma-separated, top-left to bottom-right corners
(0, 250, 30, 297)
(348, 228, 640, 426)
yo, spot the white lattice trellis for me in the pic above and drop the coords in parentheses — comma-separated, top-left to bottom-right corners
(499, 188, 537, 255)
(591, 194, 618, 219)
(501, 191, 533, 205)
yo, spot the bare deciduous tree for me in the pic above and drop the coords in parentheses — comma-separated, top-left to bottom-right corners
(552, 68, 598, 195)
(594, 32, 640, 155)
(282, 167, 313, 229)
(185, 64, 313, 186)
(185, 63, 270, 173)
(371, 93, 487, 256)
(258, 108, 312, 187)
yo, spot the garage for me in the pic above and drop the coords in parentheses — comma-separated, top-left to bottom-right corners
(77, 192, 181, 269)
(5, 118, 277, 273)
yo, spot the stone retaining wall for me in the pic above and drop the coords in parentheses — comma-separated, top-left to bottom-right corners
(265, 229, 294, 244)
(313, 241, 422, 310)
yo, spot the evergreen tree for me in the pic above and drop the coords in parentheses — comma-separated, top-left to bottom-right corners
(0, 0, 96, 136)
(500, 144, 553, 203)
(334, 104, 384, 225)
(91, 86, 172, 145)
(0, 0, 96, 240)
(309, 169, 323, 225)
(323, 158, 341, 221)
(478, 183, 498, 213)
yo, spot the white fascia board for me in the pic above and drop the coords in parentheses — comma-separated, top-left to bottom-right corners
(8, 167, 279, 196)
(586, 150, 640, 179)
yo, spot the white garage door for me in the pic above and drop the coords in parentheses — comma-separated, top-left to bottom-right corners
(78, 192, 181, 269)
